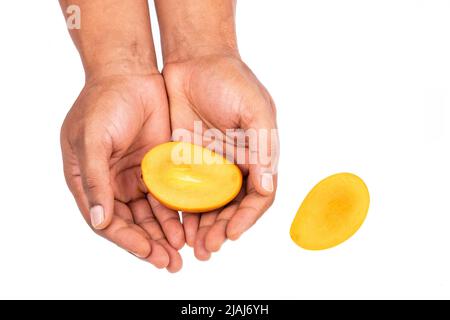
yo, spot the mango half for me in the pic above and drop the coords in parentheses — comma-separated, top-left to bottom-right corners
(141, 142, 242, 213)
(290, 173, 370, 250)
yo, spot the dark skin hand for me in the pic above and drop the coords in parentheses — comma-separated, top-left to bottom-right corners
(60, 0, 279, 269)
(61, 74, 184, 272)
(156, 0, 279, 260)
(60, 0, 184, 272)
(163, 55, 278, 260)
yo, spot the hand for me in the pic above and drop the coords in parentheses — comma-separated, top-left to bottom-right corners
(163, 55, 279, 260)
(61, 74, 184, 272)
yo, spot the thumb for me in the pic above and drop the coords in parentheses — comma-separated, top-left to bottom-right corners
(77, 140, 114, 230)
(243, 106, 279, 196)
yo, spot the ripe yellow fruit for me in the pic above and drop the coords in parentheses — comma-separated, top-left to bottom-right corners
(141, 142, 243, 213)
(290, 173, 370, 250)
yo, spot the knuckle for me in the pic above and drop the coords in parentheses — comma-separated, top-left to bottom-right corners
(83, 176, 102, 192)
(240, 104, 256, 125)
(73, 131, 111, 162)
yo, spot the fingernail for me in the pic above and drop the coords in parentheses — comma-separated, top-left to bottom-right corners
(90, 205, 105, 229)
(130, 251, 148, 259)
(261, 173, 274, 193)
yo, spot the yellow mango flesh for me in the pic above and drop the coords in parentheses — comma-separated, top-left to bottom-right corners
(141, 142, 242, 213)
(290, 173, 370, 250)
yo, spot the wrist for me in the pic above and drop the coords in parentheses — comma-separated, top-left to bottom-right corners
(163, 43, 240, 64)
(155, 0, 239, 64)
(83, 45, 159, 82)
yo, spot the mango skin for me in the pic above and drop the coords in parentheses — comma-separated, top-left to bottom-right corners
(141, 142, 242, 213)
(290, 173, 370, 250)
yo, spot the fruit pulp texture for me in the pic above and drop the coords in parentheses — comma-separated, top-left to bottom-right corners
(141, 142, 243, 212)
(290, 173, 370, 250)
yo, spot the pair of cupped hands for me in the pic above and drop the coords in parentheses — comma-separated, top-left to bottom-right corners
(61, 54, 278, 272)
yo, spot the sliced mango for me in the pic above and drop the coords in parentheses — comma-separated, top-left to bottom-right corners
(290, 173, 370, 250)
(141, 142, 242, 213)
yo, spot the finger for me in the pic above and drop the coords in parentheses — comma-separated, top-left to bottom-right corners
(62, 141, 91, 223)
(64, 173, 90, 223)
(226, 177, 277, 241)
(194, 211, 219, 261)
(130, 199, 170, 269)
(205, 203, 239, 252)
(148, 196, 185, 250)
(101, 201, 152, 259)
(147, 240, 171, 269)
(176, 129, 249, 174)
(65, 163, 165, 267)
(204, 187, 245, 252)
(182, 213, 200, 247)
(240, 99, 279, 197)
(158, 239, 183, 273)
(75, 137, 114, 230)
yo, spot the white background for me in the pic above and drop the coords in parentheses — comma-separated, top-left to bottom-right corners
(0, 0, 449, 299)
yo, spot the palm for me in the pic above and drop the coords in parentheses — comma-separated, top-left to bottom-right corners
(62, 75, 183, 272)
(164, 56, 278, 260)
